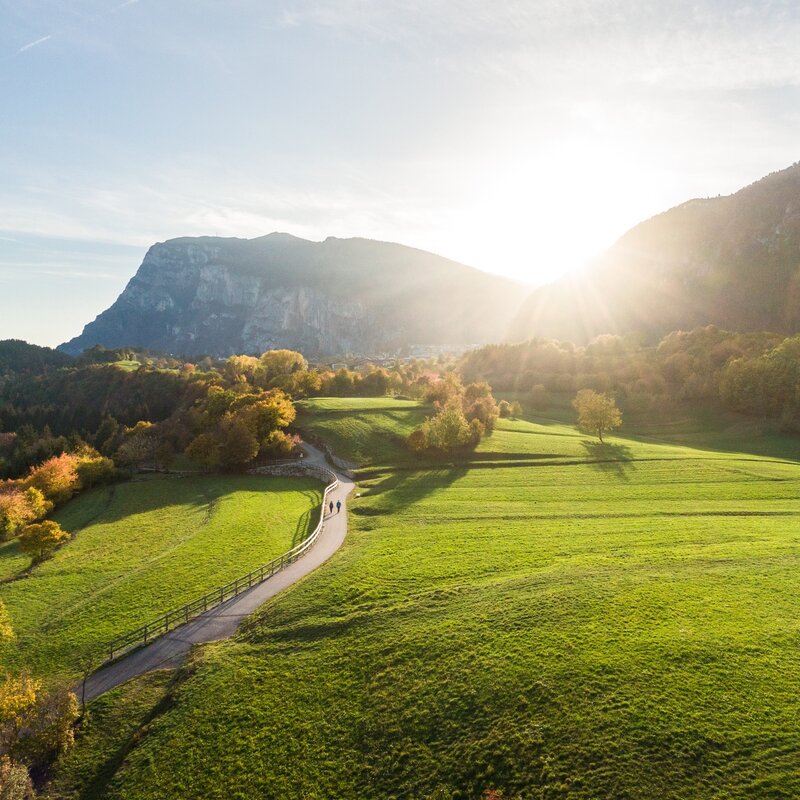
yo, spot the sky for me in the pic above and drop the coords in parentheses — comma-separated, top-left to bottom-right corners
(2, 0, 800, 347)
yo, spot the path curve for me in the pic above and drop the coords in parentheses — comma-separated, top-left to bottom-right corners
(81, 443, 354, 703)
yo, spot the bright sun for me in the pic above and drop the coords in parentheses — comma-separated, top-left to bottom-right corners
(442, 138, 663, 287)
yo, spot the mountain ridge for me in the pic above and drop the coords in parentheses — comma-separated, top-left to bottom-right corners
(510, 160, 800, 343)
(61, 234, 526, 358)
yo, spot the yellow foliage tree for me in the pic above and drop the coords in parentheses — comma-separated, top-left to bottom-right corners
(18, 521, 70, 564)
(572, 389, 622, 442)
(0, 674, 78, 764)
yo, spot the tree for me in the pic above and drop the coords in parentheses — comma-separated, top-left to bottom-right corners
(75, 454, 116, 487)
(422, 399, 473, 451)
(185, 433, 219, 470)
(465, 395, 499, 433)
(572, 389, 622, 442)
(0, 674, 78, 765)
(257, 350, 308, 386)
(19, 521, 70, 563)
(24, 454, 80, 504)
(260, 430, 300, 460)
(0, 492, 34, 542)
(217, 420, 259, 470)
(22, 487, 51, 520)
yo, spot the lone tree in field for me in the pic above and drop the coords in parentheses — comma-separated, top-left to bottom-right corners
(19, 520, 70, 563)
(572, 389, 622, 442)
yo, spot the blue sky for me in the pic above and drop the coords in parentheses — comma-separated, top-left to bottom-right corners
(2, 0, 800, 347)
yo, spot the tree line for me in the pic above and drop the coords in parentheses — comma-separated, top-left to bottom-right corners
(459, 326, 800, 429)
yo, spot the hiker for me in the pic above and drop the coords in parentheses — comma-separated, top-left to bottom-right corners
(336, 499, 342, 513)
(329, 500, 334, 515)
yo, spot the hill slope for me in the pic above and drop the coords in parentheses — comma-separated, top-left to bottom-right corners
(511, 161, 800, 343)
(49, 404, 800, 799)
(60, 234, 525, 358)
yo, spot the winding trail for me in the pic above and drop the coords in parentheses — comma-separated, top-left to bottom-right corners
(81, 444, 354, 703)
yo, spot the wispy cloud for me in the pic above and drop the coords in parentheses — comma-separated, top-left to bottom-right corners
(8, 0, 144, 60)
(16, 34, 51, 54)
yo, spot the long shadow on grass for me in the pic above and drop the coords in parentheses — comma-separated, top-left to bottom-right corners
(85, 474, 318, 526)
(75, 674, 180, 800)
(356, 465, 468, 516)
(291, 490, 323, 546)
(580, 440, 636, 482)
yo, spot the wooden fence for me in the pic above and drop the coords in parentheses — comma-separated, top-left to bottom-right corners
(104, 461, 338, 663)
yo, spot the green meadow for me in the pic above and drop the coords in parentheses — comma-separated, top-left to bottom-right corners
(296, 396, 427, 465)
(0, 475, 321, 682)
(49, 400, 800, 799)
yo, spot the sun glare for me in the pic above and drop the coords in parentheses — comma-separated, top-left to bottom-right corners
(446, 137, 660, 287)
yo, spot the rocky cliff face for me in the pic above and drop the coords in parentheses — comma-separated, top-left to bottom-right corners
(61, 234, 524, 357)
(510, 161, 800, 343)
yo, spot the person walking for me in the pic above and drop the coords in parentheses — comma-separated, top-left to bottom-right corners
(336, 499, 342, 514)
(329, 500, 334, 515)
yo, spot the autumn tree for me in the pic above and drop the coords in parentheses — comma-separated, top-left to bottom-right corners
(260, 430, 300, 460)
(185, 433, 220, 470)
(0, 674, 78, 764)
(216, 419, 259, 470)
(23, 454, 80, 504)
(421, 399, 473, 451)
(572, 389, 622, 442)
(0, 493, 34, 542)
(256, 350, 308, 387)
(464, 393, 499, 433)
(19, 521, 70, 563)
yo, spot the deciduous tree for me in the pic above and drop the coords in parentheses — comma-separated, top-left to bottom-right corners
(18, 521, 70, 563)
(572, 389, 622, 442)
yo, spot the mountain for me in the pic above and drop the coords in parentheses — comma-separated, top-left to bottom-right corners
(60, 234, 525, 358)
(510, 161, 800, 343)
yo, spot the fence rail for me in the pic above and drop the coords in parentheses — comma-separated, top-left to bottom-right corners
(105, 460, 338, 663)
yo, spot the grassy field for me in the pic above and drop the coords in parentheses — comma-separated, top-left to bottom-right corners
(295, 397, 427, 465)
(0, 474, 322, 682)
(50, 399, 800, 799)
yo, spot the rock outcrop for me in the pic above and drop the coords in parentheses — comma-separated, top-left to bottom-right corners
(61, 234, 525, 357)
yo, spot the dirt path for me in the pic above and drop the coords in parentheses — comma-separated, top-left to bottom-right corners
(81, 444, 354, 703)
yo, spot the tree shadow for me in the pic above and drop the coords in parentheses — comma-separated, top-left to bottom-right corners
(355, 465, 468, 516)
(580, 440, 636, 482)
